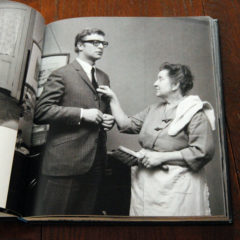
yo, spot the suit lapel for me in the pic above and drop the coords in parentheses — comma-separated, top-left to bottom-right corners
(71, 60, 97, 94)
(96, 69, 105, 86)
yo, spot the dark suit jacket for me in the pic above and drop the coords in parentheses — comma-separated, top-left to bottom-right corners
(34, 60, 110, 176)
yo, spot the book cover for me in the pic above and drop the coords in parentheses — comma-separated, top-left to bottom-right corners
(0, 1, 231, 223)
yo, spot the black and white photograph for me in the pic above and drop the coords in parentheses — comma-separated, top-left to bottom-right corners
(29, 17, 229, 220)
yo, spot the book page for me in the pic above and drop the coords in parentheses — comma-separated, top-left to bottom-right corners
(0, 8, 23, 56)
(0, 127, 17, 207)
(0, 1, 45, 215)
(30, 17, 229, 220)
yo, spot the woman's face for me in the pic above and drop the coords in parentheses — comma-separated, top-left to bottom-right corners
(153, 69, 175, 98)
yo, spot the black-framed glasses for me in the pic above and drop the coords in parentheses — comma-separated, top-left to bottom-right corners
(82, 40, 109, 48)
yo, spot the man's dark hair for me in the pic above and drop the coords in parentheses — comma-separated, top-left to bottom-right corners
(159, 62, 194, 96)
(74, 28, 105, 53)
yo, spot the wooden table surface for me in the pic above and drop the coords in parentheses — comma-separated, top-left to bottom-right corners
(1, 0, 240, 239)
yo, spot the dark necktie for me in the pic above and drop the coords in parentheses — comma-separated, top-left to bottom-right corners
(91, 67, 98, 90)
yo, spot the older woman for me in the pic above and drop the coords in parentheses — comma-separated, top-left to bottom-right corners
(97, 62, 215, 216)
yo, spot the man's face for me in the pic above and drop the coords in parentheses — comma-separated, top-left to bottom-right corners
(78, 33, 105, 62)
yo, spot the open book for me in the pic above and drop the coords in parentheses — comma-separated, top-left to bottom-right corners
(0, 1, 231, 223)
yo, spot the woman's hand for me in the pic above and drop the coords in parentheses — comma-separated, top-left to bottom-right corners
(139, 149, 166, 168)
(97, 85, 131, 129)
(139, 149, 182, 169)
(97, 85, 116, 99)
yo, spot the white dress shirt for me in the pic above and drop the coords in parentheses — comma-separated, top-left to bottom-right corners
(76, 57, 97, 82)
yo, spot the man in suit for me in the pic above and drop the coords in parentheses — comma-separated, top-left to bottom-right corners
(34, 28, 114, 215)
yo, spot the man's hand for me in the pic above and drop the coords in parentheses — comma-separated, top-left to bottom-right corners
(101, 114, 115, 131)
(82, 108, 103, 124)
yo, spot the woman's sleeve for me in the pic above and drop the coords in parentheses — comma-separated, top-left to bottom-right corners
(119, 106, 151, 134)
(180, 111, 215, 171)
